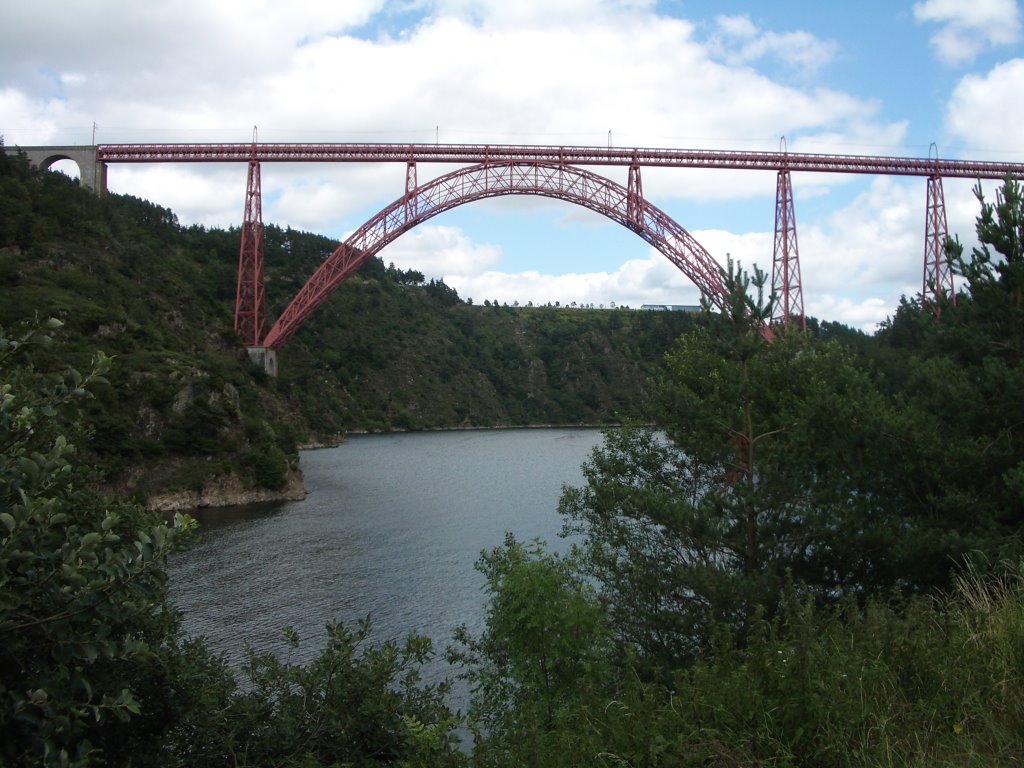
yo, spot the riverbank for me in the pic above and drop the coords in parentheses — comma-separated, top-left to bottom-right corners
(142, 424, 614, 512)
(329, 420, 618, 439)
(167, 427, 602, 672)
(143, 466, 308, 512)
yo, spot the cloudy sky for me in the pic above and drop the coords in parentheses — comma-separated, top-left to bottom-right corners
(3, 0, 1023, 331)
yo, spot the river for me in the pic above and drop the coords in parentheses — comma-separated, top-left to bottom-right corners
(166, 427, 606, 692)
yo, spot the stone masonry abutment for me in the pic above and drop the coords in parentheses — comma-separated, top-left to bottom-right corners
(15, 145, 107, 194)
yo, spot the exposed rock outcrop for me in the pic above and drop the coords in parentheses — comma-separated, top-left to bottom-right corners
(145, 466, 308, 513)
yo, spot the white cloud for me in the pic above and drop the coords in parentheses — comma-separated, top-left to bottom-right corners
(808, 295, 895, 331)
(443, 250, 707, 309)
(3, 1, 1001, 333)
(708, 14, 839, 74)
(2, 2, 902, 155)
(914, 0, 1022, 65)
(945, 58, 1024, 153)
(691, 229, 773, 275)
(685, 184, 923, 333)
(0, 1, 908, 241)
(110, 165, 249, 227)
(367, 201, 917, 331)
(803, 178, 919, 292)
(377, 219, 712, 309)
(0, 1, 384, 78)
(375, 224, 504, 277)
(270, 165, 401, 233)
(423, 0, 656, 28)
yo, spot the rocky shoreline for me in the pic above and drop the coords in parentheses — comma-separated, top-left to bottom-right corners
(140, 424, 610, 513)
(144, 466, 309, 513)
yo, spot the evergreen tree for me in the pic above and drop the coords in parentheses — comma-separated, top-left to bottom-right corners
(875, 177, 1024, 573)
(560, 262, 923, 667)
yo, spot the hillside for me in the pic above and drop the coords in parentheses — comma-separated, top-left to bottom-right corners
(0, 147, 702, 507)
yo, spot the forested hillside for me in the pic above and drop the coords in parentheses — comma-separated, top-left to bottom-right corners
(0, 146, 701, 503)
(452, 181, 1024, 765)
(5, 142, 1023, 767)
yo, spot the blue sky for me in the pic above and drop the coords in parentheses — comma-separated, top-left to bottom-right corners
(2, 0, 1023, 329)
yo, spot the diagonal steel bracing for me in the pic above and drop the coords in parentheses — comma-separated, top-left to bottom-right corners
(261, 161, 727, 349)
(923, 175, 955, 315)
(234, 158, 265, 347)
(771, 169, 805, 332)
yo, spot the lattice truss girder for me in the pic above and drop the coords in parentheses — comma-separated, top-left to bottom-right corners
(923, 174, 955, 312)
(234, 159, 265, 347)
(261, 161, 727, 348)
(96, 142, 1024, 181)
(771, 169, 805, 331)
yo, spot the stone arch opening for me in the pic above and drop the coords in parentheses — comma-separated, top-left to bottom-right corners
(17, 146, 106, 193)
(43, 156, 82, 181)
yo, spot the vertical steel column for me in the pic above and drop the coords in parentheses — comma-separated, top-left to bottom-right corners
(771, 168, 805, 332)
(923, 174, 955, 315)
(404, 161, 418, 223)
(235, 157, 266, 347)
(627, 159, 643, 227)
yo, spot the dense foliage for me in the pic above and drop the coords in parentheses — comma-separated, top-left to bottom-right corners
(4, 144, 1024, 766)
(0, 144, 699, 504)
(456, 178, 1024, 765)
(462, 554, 1024, 767)
(0, 319, 463, 767)
(0, 321, 192, 765)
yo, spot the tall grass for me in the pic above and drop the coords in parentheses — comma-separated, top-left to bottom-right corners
(473, 563, 1024, 767)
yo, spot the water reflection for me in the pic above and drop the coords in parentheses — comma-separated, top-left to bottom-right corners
(166, 428, 605, 689)
(184, 500, 288, 531)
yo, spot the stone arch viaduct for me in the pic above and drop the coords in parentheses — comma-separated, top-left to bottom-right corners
(17, 145, 108, 193)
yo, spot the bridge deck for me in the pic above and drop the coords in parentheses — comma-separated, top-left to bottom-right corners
(88, 142, 1024, 180)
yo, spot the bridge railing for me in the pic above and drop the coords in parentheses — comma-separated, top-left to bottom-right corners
(93, 142, 1024, 180)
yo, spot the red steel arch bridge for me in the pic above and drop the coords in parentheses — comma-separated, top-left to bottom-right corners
(25, 141, 1024, 367)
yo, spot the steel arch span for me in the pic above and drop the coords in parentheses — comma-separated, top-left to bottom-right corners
(261, 161, 729, 349)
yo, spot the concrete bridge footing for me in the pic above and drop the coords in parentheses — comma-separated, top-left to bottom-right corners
(246, 347, 278, 377)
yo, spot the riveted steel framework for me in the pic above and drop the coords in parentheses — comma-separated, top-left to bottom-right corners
(94, 142, 1024, 179)
(923, 175, 955, 315)
(235, 158, 265, 347)
(772, 169, 805, 331)
(85, 141, 1024, 348)
(261, 161, 727, 349)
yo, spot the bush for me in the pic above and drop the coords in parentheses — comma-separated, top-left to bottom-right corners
(249, 443, 288, 489)
(0, 320, 465, 767)
(0, 320, 197, 766)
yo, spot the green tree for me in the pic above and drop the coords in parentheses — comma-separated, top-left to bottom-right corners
(560, 262, 910, 668)
(0, 320, 465, 767)
(177, 621, 463, 768)
(948, 177, 1024, 363)
(249, 443, 289, 489)
(450, 534, 612, 745)
(874, 177, 1024, 574)
(0, 320, 199, 766)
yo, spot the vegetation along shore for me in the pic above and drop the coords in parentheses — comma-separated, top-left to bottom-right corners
(2, 146, 1023, 766)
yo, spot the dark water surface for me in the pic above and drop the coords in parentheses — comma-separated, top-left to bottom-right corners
(166, 427, 604, 687)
